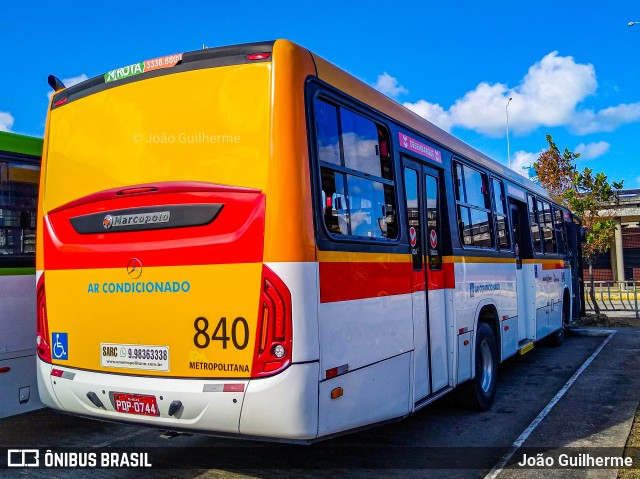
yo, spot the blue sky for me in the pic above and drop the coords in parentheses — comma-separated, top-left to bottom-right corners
(2, 1, 638, 188)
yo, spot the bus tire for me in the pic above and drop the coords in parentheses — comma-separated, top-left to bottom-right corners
(548, 327, 565, 347)
(463, 322, 498, 411)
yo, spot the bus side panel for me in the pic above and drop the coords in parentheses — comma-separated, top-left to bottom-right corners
(0, 355, 43, 417)
(0, 274, 43, 418)
(0, 275, 36, 355)
(318, 352, 411, 437)
(318, 293, 413, 379)
(240, 363, 319, 440)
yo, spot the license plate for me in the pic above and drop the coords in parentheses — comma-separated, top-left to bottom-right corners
(101, 343, 169, 371)
(113, 393, 159, 416)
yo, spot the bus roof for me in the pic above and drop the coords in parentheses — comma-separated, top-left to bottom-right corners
(0, 131, 43, 157)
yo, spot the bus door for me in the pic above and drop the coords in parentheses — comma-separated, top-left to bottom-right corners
(403, 158, 449, 402)
(509, 200, 535, 341)
(565, 219, 584, 320)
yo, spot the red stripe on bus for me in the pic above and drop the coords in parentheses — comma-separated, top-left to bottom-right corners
(542, 262, 566, 270)
(319, 261, 413, 303)
(426, 262, 455, 290)
(319, 260, 454, 303)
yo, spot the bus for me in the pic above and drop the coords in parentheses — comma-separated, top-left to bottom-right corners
(36, 40, 583, 441)
(0, 131, 43, 418)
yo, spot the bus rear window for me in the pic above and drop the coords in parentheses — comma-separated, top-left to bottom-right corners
(0, 160, 38, 257)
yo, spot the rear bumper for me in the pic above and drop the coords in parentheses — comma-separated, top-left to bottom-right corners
(37, 359, 319, 440)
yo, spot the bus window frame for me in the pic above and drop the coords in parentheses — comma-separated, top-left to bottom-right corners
(490, 175, 512, 254)
(452, 158, 494, 251)
(0, 151, 39, 269)
(308, 86, 401, 247)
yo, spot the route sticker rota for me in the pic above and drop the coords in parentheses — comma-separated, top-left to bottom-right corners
(104, 53, 183, 83)
(409, 227, 417, 247)
(430, 229, 438, 248)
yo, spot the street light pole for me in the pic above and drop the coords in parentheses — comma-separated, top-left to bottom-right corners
(506, 97, 513, 169)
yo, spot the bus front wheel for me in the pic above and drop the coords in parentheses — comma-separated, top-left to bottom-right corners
(463, 322, 498, 411)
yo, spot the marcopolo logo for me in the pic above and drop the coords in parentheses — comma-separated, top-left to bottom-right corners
(103, 211, 170, 230)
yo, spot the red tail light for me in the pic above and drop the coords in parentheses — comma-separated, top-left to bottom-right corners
(247, 53, 270, 61)
(251, 265, 292, 377)
(36, 274, 52, 363)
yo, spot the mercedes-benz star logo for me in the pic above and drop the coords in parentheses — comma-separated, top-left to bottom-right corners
(127, 258, 142, 279)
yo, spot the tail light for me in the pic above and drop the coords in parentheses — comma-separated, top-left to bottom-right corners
(36, 274, 52, 363)
(251, 265, 292, 377)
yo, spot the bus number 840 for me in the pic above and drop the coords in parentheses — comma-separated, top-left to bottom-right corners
(193, 316, 249, 350)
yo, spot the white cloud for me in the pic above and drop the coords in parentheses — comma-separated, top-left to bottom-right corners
(403, 51, 639, 136)
(511, 150, 540, 177)
(571, 103, 640, 134)
(0, 111, 14, 132)
(574, 141, 610, 160)
(47, 74, 89, 99)
(373, 72, 408, 98)
(403, 100, 453, 131)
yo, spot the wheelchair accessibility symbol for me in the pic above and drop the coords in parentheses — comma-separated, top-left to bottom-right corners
(52, 332, 68, 360)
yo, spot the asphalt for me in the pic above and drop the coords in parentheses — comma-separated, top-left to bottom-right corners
(496, 327, 640, 478)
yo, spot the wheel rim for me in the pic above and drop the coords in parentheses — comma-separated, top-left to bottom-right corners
(480, 338, 494, 393)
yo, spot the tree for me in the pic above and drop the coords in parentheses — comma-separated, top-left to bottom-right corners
(534, 134, 624, 314)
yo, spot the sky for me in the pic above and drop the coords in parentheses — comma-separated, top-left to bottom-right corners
(1, 1, 639, 189)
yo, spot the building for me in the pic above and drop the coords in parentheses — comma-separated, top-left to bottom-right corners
(590, 189, 640, 282)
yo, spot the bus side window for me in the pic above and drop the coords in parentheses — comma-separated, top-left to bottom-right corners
(492, 178, 510, 251)
(541, 201, 556, 254)
(554, 207, 567, 254)
(314, 97, 397, 241)
(528, 196, 542, 253)
(0, 160, 38, 256)
(321, 167, 349, 235)
(454, 162, 493, 249)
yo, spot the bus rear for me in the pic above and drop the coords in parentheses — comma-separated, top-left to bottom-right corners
(37, 41, 320, 439)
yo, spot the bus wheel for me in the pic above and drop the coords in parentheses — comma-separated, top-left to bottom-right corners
(463, 322, 498, 411)
(548, 327, 565, 347)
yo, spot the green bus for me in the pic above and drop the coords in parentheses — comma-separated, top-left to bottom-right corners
(0, 131, 43, 418)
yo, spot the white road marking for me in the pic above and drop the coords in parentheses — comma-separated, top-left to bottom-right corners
(484, 330, 617, 479)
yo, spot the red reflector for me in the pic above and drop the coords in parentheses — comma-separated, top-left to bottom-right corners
(463, 340, 469, 346)
(223, 384, 245, 393)
(247, 52, 270, 61)
(326, 367, 338, 379)
(504, 325, 510, 331)
(54, 97, 68, 107)
(0, 367, 10, 374)
(263, 361, 283, 372)
(51, 368, 64, 377)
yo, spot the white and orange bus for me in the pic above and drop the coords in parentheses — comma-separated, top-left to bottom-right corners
(0, 131, 43, 418)
(36, 40, 583, 441)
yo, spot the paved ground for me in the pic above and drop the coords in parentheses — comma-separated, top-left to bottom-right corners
(0, 328, 638, 478)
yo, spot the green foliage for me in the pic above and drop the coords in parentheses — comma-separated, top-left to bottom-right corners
(534, 135, 624, 263)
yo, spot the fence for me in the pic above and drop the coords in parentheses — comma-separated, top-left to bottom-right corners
(583, 280, 640, 318)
